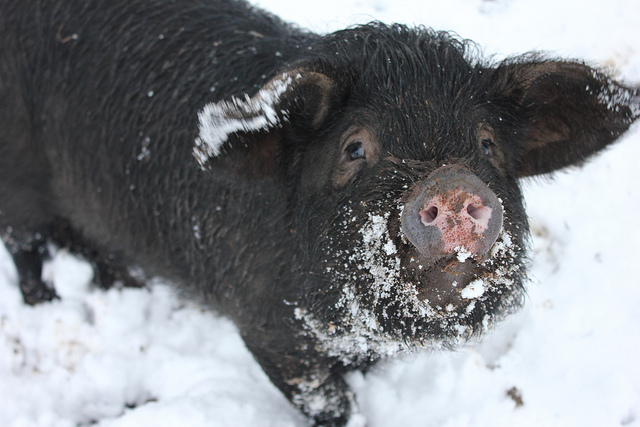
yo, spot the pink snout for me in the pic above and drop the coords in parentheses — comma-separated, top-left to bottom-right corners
(401, 165, 503, 262)
(420, 192, 493, 255)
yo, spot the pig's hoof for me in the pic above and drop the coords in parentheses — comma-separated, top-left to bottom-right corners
(20, 278, 59, 305)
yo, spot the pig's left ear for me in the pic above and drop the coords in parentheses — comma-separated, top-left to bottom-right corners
(487, 59, 640, 177)
(193, 70, 337, 170)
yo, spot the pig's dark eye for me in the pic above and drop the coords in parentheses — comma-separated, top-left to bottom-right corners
(334, 128, 376, 187)
(345, 140, 366, 161)
(477, 124, 496, 158)
(481, 138, 493, 156)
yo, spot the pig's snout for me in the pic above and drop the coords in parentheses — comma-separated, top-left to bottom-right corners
(401, 165, 503, 262)
(419, 192, 493, 253)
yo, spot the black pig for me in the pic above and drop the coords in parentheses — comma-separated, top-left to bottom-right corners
(1, 0, 638, 425)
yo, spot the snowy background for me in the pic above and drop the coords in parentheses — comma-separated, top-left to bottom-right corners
(2, 0, 639, 426)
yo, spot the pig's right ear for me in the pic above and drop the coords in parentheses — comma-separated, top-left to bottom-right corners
(193, 70, 338, 174)
(486, 58, 640, 178)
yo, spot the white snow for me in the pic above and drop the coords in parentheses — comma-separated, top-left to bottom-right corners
(460, 279, 486, 299)
(3, 1, 640, 426)
(597, 76, 640, 119)
(193, 73, 294, 167)
(137, 136, 151, 161)
(455, 246, 473, 262)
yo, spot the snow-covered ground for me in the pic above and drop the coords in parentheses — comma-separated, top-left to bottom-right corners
(2, 0, 639, 426)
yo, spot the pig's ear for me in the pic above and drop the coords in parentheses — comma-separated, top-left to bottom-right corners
(488, 59, 640, 178)
(193, 70, 337, 171)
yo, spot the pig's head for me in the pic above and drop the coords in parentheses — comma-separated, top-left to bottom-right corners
(194, 24, 639, 359)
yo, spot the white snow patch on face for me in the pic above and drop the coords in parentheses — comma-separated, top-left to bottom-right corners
(465, 301, 476, 314)
(295, 305, 405, 366)
(299, 209, 523, 364)
(490, 230, 512, 258)
(455, 246, 472, 262)
(460, 279, 485, 299)
(193, 73, 296, 167)
(360, 213, 388, 245)
(297, 212, 412, 364)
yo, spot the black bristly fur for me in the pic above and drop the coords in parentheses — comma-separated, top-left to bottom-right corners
(1, 1, 639, 425)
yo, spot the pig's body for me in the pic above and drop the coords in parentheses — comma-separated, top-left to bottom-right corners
(0, 0, 306, 302)
(1, 0, 638, 425)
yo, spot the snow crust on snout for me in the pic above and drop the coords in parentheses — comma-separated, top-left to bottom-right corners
(298, 205, 523, 366)
(460, 279, 485, 299)
(193, 74, 295, 167)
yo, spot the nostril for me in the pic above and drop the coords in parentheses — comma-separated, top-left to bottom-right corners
(466, 203, 492, 224)
(420, 205, 439, 225)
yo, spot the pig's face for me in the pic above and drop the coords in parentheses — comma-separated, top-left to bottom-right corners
(293, 64, 529, 357)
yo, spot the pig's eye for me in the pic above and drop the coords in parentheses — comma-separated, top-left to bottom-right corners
(334, 128, 377, 187)
(477, 124, 496, 157)
(480, 138, 493, 156)
(345, 140, 366, 161)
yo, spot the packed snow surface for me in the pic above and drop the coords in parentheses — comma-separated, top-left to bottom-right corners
(2, 0, 640, 426)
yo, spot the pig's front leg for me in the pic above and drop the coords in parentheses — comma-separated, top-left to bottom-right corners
(2, 228, 59, 305)
(242, 332, 361, 427)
